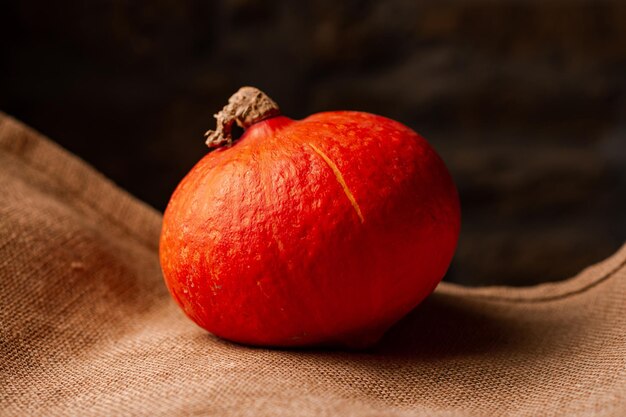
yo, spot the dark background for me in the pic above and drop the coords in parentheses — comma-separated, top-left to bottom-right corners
(2, 0, 625, 286)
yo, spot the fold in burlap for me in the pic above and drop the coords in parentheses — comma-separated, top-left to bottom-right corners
(0, 112, 624, 417)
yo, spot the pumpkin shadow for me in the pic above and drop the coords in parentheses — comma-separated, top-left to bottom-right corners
(369, 290, 526, 359)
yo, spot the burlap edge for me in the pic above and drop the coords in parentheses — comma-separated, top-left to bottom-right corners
(438, 242, 626, 302)
(0, 112, 162, 251)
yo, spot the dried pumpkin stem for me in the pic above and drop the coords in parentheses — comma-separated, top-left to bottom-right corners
(205, 86, 281, 149)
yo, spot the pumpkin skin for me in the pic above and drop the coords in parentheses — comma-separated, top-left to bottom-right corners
(160, 111, 460, 348)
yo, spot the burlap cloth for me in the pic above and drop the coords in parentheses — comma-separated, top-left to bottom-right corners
(0, 112, 624, 417)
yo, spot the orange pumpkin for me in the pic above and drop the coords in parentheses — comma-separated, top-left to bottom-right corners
(160, 87, 460, 348)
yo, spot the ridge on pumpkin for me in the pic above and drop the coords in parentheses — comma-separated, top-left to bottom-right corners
(308, 143, 365, 224)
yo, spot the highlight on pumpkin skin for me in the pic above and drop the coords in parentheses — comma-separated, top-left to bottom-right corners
(308, 143, 365, 223)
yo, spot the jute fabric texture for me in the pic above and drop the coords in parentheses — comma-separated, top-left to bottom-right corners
(1, 113, 624, 416)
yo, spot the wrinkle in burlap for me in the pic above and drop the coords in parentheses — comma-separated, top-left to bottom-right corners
(0, 113, 624, 416)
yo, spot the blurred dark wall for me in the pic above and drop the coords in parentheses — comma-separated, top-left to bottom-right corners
(1, 0, 625, 286)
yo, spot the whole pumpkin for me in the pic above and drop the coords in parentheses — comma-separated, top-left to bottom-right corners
(160, 87, 460, 348)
